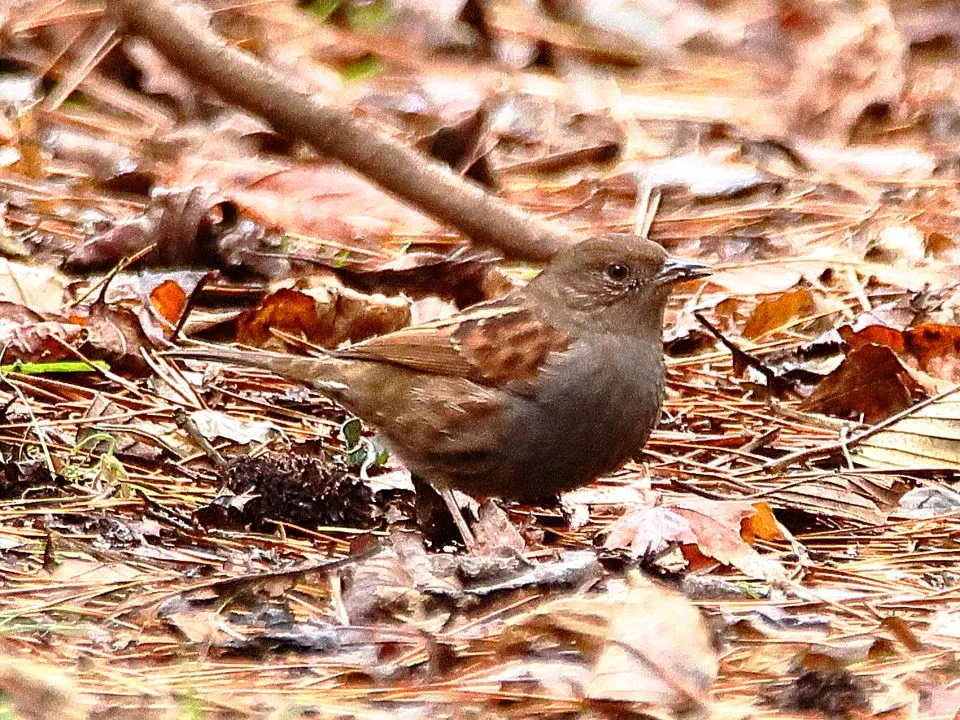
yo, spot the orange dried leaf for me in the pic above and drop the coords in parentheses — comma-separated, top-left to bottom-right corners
(742, 288, 815, 340)
(149, 279, 188, 326)
(741, 501, 785, 543)
(605, 500, 784, 580)
(236, 288, 326, 348)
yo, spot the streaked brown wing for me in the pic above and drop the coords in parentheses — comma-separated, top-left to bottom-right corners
(335, 301, 570, 385)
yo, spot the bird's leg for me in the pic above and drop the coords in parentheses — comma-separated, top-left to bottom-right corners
(441, 488, 476, 550)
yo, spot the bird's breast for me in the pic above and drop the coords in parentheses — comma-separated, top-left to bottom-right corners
(502, 334, 665, 495)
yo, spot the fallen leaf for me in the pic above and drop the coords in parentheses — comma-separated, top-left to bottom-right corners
(743, 288, 816, 339)
(504, 579, 717, 711)
(854, 388, 960, 468)
(236, 281, 410, 350)
(673, 500, 785, 580)
(802, 344, 919, 422)
(149, 278, 188, 326)
(0, 261, 67, 313)
(783, 1, 906, 140)
(471, 498, 525, 554)
(604, 500, 785, 580)
(768, 473, 907, 525)
(188, 409, 279, 445)
(587, 583, 716, 707)
(842, 322, 960, 385)
(0, 305, 84, 363)
(0, 657, 90, 720)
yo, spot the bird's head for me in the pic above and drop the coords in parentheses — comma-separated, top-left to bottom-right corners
(528, 235, 710, 336)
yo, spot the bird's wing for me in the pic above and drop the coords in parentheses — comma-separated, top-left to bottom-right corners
(335, 301, 570, 385)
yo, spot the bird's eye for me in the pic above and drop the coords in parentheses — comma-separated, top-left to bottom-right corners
(605, 263, 630, 282)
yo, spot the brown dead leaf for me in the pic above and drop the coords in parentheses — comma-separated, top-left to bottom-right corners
(802, 344, 920, 423)
(587, 583, 716, 708)
(602, 504, 697, 558)
(471, 499, 525, 555)
(783, 1, 906, 140)
(842, 323, 907, 353)
(740, 501, 784, 542)
(236, 282, 410, 350)
(743, 288, 815, 339)
(342, 543, 457, 630)
(903, 324, 960, 384)
(68, 185, 251, 272)
(0, 304, 84, 363)
(235, 288, 326, 348)
(174, 160, 442, 258)
(0, 261, 67, 314)
(503, 579, 717, 711)
(842, 322, 960, 385)
(604, 500, 785, 580)
(673, 500, 785, 580)
(158, 598, 232, 646)
(0, 657, 90, 720)
(769, 473, 907, 525)
(75, 302, 156, 374)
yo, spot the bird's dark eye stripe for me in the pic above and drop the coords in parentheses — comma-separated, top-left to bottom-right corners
(605, 263, 630, 281)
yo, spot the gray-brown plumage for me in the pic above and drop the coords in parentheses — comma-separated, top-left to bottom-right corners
(168, 235, 708, 498)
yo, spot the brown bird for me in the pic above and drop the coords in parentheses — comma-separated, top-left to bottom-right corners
(168, 235, 707, 537)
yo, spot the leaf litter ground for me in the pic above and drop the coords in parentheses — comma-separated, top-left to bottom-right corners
(2, 1, 960, 718)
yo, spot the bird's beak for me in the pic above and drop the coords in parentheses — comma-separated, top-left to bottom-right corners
(656, 257, 711, 285)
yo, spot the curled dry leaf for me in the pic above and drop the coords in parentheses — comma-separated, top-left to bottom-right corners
(72, 302, 156, 374)
(782, 0, 906, 140)
(767, 473, 907, 525)
(801, 344, 920, 423)
(604, 499, 785, 580)
(236, 282, 411, 351)
(68, 185, 283, 276)
(842, 321, 960, 386)
(0, 304, 84, 363)
(503, 580, 717, 711)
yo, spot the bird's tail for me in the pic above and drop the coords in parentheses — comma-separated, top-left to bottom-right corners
(164, 346, 348, 393)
